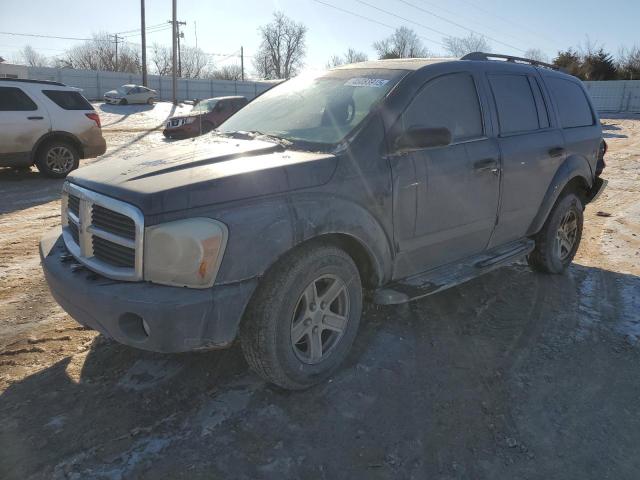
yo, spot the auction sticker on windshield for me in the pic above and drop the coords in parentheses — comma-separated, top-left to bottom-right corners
(344, 78, 390, 87)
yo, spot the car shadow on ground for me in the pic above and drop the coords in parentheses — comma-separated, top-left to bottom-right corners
(0, 167, 65, 215)
(2, 263, 640, 479)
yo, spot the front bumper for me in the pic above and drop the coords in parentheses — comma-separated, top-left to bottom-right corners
(104, 97, 122, 104)
(40, 229, 258, 353)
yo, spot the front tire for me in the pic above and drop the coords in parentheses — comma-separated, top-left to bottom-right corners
(120, 98, 128, 105)
(527, 192, 583, 273)
(240, 243, 363, 390)
(35, 141, 79, 178)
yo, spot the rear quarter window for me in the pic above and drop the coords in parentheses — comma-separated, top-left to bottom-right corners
(545, 77, 594, 128)
(0, 86, 37, 111)
(43, 90, 94, 110)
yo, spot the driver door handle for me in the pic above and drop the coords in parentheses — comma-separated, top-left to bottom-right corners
(27, 116, 44, 120)
(474, 158, 499, 174)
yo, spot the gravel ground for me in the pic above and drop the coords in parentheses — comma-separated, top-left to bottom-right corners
(0, 104, 639, 479)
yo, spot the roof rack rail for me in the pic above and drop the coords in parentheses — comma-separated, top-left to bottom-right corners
(0, 78, 66, 86)
(461, 52, 559, 71)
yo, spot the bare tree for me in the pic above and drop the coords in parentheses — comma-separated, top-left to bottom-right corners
(524, 48, 549, 63)
(62, 33, 140, 72)
(618, 45, 640, 80)
(179, 45, 212, 78)
(443, 33, 490, 57)
(327, 48, 368, 68)
(150, 42, 172, 76)
(209, 64, 243, 81)
(253, 11, 307, 79)
(16, 45, 49, 67)
(373, 27, 430, 59)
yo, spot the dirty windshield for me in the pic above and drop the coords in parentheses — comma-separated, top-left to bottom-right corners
(218, 69, 406, 145)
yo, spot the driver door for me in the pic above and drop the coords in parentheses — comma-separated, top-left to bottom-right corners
(390, 71, 501, 279)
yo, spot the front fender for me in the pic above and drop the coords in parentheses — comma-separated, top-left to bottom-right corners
(526, 154, 593, 236)
(193, 192, 392, 287)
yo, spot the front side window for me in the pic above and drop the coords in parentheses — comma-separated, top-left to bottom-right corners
(400, 72, 484, 142)
(489, 74, 541, 134)
(219, 68, 407, 146)
(546, 77, 594, 128)
(43, 90, 93, 110)
(0, 86, 37, 111)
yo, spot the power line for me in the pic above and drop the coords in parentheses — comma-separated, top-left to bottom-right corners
(311, 0, 445, 47)
(450, 0, 559, 48)
(393, 0, 526, 53)
(0, 31, 91, 41)
(354, 0, 452, 40)
(408, 0, 536, 47)
(116, 22, 167, 35)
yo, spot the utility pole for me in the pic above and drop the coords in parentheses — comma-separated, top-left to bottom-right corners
(240, 46, 244, 81)
(168, 11, 186, 103)
(140, 0, 147, 86)
(171, 0, 177, 104)
(176, 21, 186, 77)
(111, 34, 121, 71)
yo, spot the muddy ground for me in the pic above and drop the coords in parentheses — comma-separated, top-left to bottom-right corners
(0, 105, 639, 479)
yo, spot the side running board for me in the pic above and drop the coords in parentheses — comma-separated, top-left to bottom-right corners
(373, 239, 534, 305)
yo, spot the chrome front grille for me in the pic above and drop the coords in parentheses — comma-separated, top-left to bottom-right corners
(61, 183, 144, 281)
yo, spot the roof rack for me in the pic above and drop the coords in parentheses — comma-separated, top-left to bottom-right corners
(461, 52, 559, 71)
(0, 78, 66, 86)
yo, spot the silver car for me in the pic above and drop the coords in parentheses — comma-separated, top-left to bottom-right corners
(104, 85, 157, 105)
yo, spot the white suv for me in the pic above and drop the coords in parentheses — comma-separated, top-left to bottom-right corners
(0, 79, 106, 178)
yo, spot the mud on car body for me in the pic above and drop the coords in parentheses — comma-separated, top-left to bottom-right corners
(41, 52, 606, 389)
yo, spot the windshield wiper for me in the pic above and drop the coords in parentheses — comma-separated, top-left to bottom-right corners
(217, 130, 293, 147)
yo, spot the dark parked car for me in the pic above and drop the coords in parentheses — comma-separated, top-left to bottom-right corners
(163, 96, 248, 139)
(41, 53, 606, 390)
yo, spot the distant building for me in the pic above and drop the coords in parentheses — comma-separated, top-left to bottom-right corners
(0, 63, 28, 79)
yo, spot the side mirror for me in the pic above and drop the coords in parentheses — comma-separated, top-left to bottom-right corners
(395, 127, 451, 152)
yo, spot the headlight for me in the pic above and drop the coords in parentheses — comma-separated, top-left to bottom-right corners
(144, 218, 228, 288)
(184, 117, 196, 124)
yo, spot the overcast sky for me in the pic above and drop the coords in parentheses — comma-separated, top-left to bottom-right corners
(1, 0, 639, 73)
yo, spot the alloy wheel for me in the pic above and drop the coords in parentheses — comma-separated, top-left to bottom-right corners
(290, 274, 350, 364)
(555, 209, 578, 261)
(45, 146, 74, 174)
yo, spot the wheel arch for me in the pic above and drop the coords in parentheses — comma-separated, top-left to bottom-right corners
(526, 154, 593, 236)
(31, 131, 83, 162)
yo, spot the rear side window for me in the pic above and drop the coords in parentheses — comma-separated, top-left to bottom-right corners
(0, 86, 37, 111)
(489, 74, 541, 134)
(402, 73, 483, 142)
(545, 77, 594, 128)
(42, 90, 93, 110)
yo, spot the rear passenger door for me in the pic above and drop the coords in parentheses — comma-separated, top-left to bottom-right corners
(486, 71, 565, 247)
(390, 71, 501, 278)
(543, 75, 601, 176)
(0, 86, 50, 165)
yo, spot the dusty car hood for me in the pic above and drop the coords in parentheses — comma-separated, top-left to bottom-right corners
(104, 90, 120, 97)
(68, 136, 338, 216)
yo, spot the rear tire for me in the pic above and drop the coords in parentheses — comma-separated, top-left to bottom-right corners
(527, 192, 583, 274)
(240, 243, 363, 390)
(35, 140, 79, 178)
(147, 97, 154, 105)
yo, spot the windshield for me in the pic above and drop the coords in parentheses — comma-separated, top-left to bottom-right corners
(219, 69, 406, 145)
(117, 86, 131, 95)
(193, 99, 217, 113)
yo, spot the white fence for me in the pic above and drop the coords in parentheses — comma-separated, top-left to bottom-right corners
(583, 81, 640, 113)
(17, 66, 277, 102)
(3, 63, 640, 113)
